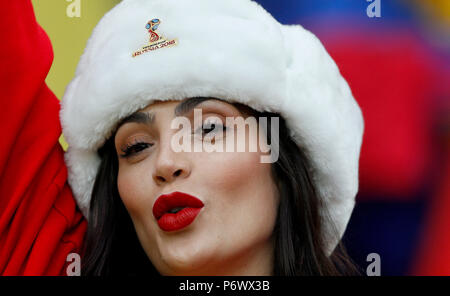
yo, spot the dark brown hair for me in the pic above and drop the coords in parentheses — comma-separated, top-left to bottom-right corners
(81, 99, 360, 276)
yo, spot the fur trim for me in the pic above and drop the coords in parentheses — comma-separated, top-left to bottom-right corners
(60, 0, 364, 255)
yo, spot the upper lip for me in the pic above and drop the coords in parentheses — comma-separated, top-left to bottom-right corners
(152, 191, 204, 220)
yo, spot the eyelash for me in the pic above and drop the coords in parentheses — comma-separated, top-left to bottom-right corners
(195, 122, 228, 136)
(120, 141, 153, 158)
(120, 122, 227, 158)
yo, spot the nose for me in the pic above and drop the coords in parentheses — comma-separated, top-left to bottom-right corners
(152, 140, 191, 185)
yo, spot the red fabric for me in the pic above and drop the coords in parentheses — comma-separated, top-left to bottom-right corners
(411, 141, 450, 275)
(0, 1, 87, 275)
(323, 31, 437, 200)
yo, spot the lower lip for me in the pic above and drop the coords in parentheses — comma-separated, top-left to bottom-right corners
(157, 207, 202, 232)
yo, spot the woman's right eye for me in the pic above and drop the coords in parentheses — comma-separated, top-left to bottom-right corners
(120, 142, 152, 158)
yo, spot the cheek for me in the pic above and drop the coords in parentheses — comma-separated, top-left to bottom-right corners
(117, 162, 164, 269)
(194, 141, 273, 196)
(117, 163, 153, 219)
(117, 168, 135, 208)
(203, 124, 274, 192)
(195, 149, 279, 241)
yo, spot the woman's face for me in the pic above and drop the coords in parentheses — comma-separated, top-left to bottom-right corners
(114, 98, 279, 275)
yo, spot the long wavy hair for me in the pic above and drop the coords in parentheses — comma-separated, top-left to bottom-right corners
(80, 99, 360, 276)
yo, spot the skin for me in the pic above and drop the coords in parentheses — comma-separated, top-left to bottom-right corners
(114, 98, 280, 275)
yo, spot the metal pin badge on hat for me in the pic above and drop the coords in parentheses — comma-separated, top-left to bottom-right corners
(132, 18, 178, 57)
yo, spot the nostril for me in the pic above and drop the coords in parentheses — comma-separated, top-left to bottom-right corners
(173, 169, 182, 177)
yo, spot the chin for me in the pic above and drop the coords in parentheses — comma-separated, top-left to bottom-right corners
(158, 245, 214, 275)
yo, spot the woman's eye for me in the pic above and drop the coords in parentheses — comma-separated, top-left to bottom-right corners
(197, 122, 227, 137)
(120, 142, 152, 158)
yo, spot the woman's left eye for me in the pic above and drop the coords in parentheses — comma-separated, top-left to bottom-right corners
(120, 142, 152, 158)
(196, 122, 227, 137)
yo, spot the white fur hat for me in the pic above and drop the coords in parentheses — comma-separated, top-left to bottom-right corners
(60, 0, 364, 254)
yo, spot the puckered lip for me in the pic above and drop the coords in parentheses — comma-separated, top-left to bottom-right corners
(152, 191, 204, 220)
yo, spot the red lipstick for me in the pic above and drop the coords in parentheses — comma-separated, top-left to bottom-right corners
(153, 191, 204, 232)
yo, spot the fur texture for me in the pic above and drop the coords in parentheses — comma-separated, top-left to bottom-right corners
(60, 0, 364, 254)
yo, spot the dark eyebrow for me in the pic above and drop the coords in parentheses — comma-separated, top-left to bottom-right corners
(116, 111, 154, 130)
(174, 97, 224, 116)
(116, 97, 224, 131)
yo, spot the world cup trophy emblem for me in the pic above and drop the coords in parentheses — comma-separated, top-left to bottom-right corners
(146, 18, 161, 43)
(132, 18, 178, 57)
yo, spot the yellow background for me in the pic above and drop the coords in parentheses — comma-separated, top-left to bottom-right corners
(32, 0, 121, 150)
